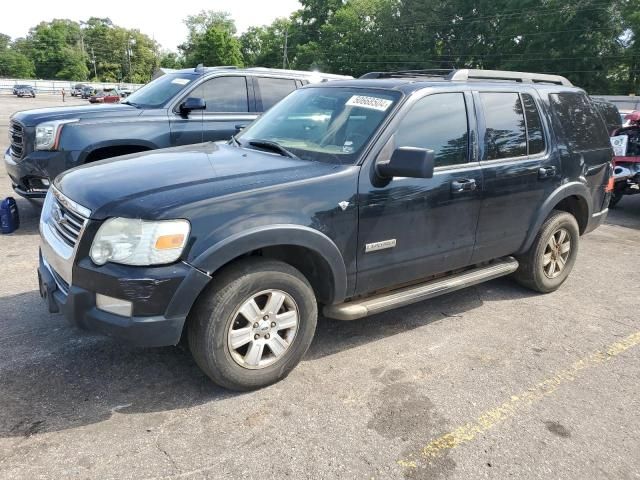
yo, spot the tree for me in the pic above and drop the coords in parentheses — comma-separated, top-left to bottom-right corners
(0, 33, 35, 77)
(240, 19, 291, 67)
(179, 11, 244, 67)
(24, 19, 88, 80)
(159, 51, 183, 69)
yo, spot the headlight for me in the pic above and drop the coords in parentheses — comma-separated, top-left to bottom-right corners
(90, 218, 190, 266)
(35, 119, 78, 150)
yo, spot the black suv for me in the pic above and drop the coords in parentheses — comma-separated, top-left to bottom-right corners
(5, 67, 350, 198)
(38, 69, 613, 390)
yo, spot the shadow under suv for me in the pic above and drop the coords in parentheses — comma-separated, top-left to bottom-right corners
(5, 66, 351, 198)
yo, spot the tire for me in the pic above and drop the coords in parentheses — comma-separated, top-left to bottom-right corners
(609, 191, 623, 209)
(513, 210, 580, 293)
(187, 257, 317, 391)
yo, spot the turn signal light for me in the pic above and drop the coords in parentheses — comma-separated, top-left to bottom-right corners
(606, 176, 614, 192)
(155, 234, 186, 250)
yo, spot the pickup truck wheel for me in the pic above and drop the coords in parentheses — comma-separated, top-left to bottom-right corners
(187, 258, 317, 391)
(513, 210, 579, 293)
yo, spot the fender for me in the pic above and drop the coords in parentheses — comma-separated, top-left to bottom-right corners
(78, 139, 160, 163)
(518, 181, 591, 253)
(191, 224, 348, 304)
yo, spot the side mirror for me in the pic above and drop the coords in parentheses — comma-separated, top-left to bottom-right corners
(179, 97, 206, 116)
(377, 147, 435, 179)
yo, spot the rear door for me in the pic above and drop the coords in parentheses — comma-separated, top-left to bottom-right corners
(471, 89, 559, 263)
(170, 75, 258, 146)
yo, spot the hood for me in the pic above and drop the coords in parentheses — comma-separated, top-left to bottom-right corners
(55, 142, 344, 219)
(11, 103, 141, 126)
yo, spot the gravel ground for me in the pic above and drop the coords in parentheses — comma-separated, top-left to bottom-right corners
(0, 95, 639, 480)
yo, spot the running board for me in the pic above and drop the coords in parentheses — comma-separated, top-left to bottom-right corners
(323, 257, 519, 320)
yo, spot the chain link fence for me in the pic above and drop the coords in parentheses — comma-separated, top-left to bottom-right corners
(0, 78, 144, 95)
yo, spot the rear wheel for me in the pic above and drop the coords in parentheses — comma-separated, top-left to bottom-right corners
(514, 210, 580, 293)
(188, 258, 317, 391)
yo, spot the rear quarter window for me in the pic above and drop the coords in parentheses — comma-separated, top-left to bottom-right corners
(549, 93, 610, 151)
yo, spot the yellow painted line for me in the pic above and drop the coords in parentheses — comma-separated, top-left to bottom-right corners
(399, 331, 640, 468)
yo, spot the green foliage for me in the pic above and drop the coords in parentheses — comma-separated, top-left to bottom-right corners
(4, 2, 640, 93)
(179, 11, 244, 67)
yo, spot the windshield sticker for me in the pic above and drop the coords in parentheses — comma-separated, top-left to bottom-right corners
(346, 95, 393, 111)
(171, 78, 191, 85)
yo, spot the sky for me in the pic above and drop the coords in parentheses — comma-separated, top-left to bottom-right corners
(0, 0, 301, 51)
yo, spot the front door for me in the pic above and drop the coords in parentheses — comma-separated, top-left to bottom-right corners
(356, 91, 483, 295)
(170, 75, 258, 146)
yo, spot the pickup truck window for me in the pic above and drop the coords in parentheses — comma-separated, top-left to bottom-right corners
(238, 87, 401, 164)
(395, 92, 469, 167)
(256, 77, 297, 111)
(480, 92, 527, 160)
(198, 76, 249, 113)
(124, 73, 198, 108)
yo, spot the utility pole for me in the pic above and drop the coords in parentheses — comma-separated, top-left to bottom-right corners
(91, 47, 97, 79)
(282, 29, 288, 69)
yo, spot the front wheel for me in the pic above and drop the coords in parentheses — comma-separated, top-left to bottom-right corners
(513, 210, 580, 293)
(188, 258, 317, 391)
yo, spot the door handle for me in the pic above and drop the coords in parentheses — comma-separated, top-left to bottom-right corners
(451, 178, 477, 193)
(538, 166, 557, 179)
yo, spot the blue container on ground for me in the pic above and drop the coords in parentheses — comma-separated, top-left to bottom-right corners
(0, 197, 20, 234)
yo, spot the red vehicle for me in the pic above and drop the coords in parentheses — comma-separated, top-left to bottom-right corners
(88, 90, 120, 104)
(610, 111, 640, 207)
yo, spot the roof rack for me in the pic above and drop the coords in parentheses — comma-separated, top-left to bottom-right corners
(360, 69, 454, 79)
(360, 68, 572, 86)
(448, 69, 572, 86)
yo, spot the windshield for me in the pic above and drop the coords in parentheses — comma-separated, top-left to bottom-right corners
(238, 87, 401, 164)
(123, 72, 199, 108)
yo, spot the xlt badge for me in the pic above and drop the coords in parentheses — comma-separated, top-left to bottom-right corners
(365, 239, 397, 253)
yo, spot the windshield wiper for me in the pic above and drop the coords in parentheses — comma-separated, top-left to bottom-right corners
(248, 140, 298, 159)
(121, 100, 140, 108)
(230, 134, 242, 147)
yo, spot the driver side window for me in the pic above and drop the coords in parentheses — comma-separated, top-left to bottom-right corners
(193, 76, 249, 113)
(395, 93, 470, 167)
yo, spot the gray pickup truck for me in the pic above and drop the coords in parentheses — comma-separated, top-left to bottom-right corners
(5, 66, 350, 198)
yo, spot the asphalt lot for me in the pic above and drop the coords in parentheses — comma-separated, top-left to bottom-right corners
(0, 95, 639, 480)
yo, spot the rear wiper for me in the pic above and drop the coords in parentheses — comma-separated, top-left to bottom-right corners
(248, 139, 298, 159)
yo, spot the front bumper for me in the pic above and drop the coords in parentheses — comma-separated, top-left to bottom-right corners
(5, 147, 74, 198)
(38, 252, 211, 347)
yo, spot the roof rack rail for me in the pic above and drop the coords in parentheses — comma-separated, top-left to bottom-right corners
(447, 69, 572, 86)
(360, 69, 454, 79)
(360, 68, 572, 86)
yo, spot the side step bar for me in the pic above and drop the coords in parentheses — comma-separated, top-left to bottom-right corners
(323, 257, 519, 321)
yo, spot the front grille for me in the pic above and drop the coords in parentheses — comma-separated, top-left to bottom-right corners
(9, 120, 24, 160)
(50, 195, 88, 247)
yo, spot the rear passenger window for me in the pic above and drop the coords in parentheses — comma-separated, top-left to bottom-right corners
(257, 77, 297, 111)
(549, 93, 610, 151)
(522, 93, 546, 155)
(480, 92, 527, 160)
(395, 93, 469, 167)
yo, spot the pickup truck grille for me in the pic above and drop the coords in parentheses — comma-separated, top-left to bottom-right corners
(9, 120, 24, 160)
